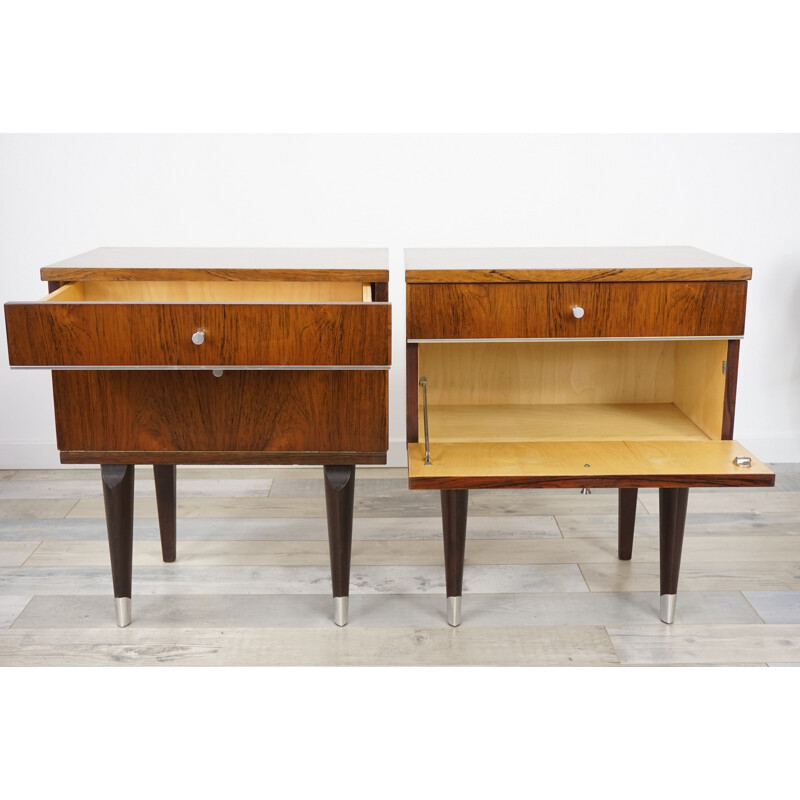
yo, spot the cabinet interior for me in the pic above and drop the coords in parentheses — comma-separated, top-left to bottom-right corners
(416, 340, 728, 444)
(44, 281, 373, 303)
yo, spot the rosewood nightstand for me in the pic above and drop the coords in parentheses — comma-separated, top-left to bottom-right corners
(5, 247, 391, 627)
(405, 246, 774, 626)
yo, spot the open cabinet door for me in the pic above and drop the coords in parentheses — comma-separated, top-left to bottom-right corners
(408, 439, 774, 489)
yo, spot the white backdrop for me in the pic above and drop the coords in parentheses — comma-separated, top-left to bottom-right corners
(1, 133, 799, 467)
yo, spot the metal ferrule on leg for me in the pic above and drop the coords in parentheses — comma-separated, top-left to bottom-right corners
(115, 597, 131, 628)
(660, 594, 677, 624)
(447, 596, 462, 627)
(333, 596, 349, 627)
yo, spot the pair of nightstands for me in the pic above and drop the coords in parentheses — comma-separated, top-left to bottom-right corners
(4, 246, 773, 628)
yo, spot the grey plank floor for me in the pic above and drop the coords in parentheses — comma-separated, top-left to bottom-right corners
(1, 465, 799, 666)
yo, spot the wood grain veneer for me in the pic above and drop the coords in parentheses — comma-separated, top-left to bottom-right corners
(42, 268, 390, 283)
(406, 343, 419, 443)
(722, 339, 741, 440)
(373, 282, 389, 302)
(59, 451, 387, 465)
(406, 268, 752, 283)
(407, 282, 747, 340)
(7, 302, 391, 367)
(404, 246, 751, 275)
(52, 370, 388, 457)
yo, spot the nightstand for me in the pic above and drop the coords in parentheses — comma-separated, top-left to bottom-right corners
(405, 246, 773, 626)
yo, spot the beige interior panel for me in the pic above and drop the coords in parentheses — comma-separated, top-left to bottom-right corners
(417, 341, 728, 442)
(43, 283, 85, 301)
(418, 341, 677, 406)
(424, 403, 710, 442)
(673, 340, 727, 439)
(408, 440, 770, 480)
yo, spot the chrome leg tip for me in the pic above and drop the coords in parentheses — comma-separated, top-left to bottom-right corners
(115, 597, 131, 628)
(447, 596, 462, 627)
(660, 594, 677, 624)
(333, 596, 349, 627)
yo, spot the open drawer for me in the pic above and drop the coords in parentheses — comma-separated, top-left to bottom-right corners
(5, 272, 391, 368)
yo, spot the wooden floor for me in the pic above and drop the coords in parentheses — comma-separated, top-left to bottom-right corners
(1, 465, 800, 666)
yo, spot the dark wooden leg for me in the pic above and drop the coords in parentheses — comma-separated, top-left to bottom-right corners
(324, 465, 355, 626)
(153, 464, 177, 563)
(618, 488, 638, 560)
(101, 464, 135, 627)
(441, 488, 469, 627)
(658, 487, 689, 624)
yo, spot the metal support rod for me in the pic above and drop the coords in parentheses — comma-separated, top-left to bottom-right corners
(419, 376, 432, 466)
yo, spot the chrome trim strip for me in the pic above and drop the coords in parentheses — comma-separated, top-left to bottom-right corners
(33, 300, 390, 306)
(11, 365, 390, 371)
(419, 376, 432, 466)
(409, 336, 742, 343)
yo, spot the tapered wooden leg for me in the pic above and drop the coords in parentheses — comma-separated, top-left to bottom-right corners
(101, 464, 135, 627)
(658, 487, 689, 624)
(324, 465, 355, 626)
(618, 488, 638, 560)
(153, 464, 177, 563)
(441, 488, 469, 626)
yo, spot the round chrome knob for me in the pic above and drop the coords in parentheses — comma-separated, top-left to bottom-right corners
(572, 305, 585, 319)
(191, 330, 205, 345)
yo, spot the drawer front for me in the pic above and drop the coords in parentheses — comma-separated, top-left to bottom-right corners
(407, 282, 747, 339)
(6, 302, 391, 367)
(53, 369, 388, 456)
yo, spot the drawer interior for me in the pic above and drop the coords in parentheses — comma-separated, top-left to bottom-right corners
(417, 340, 728, 442)
(43, 280, 373, 303)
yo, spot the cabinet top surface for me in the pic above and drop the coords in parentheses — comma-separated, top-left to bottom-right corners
(405, 246, 751, 282)
(41, 247, 389, 282)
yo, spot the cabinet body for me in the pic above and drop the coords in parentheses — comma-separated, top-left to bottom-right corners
(6, 248, 391, 465)
(405, 246, 774, 625)
(4, 247, 391, 627)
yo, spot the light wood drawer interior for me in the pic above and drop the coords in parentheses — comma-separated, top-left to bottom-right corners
(48, 281, 373, 303)
(417, 340, 728, 442)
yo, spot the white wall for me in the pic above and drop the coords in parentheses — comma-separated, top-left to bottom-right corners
(1, 133, 799, 467)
